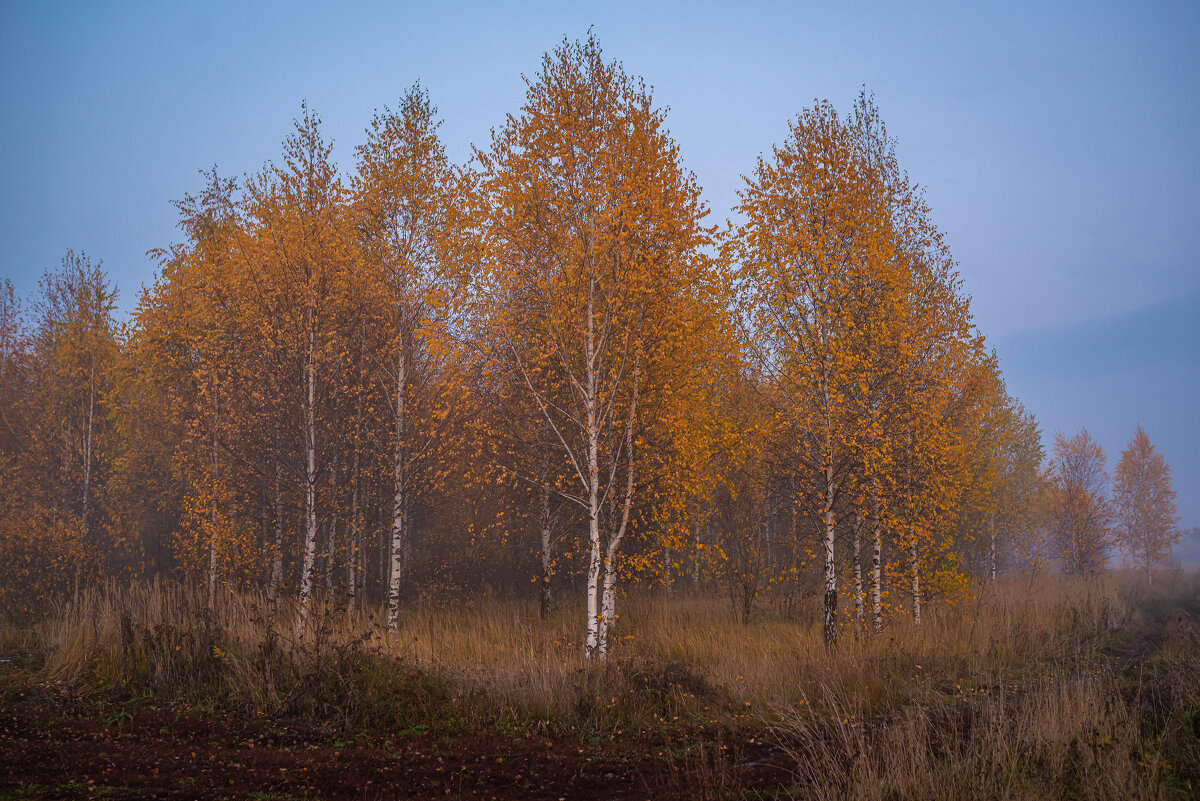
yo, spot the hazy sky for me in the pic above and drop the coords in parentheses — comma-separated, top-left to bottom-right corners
(2, 1, 1197, 526)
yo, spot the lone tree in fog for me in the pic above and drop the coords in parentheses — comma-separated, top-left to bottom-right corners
(1049, 429, 1112, 575)
(1113, 426, 1180, 583)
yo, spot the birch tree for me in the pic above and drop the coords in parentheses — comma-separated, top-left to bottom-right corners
(354, 84, 460, 628)
(30, 253, 120, 545)
(732, 100, 897, 645)
(240, 105, 356, 629)
(1050, 429, 1112, 576)
(1113, 426, 1180, 583)
(475, 35, 711, 659)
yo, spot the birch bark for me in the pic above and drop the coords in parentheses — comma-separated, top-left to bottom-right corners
(347, 428, 361, 611)
(597, 363, 638, 660)
(907, 430, 920, 626)
(269, 453, 283, 602)
(852, 513, 864, 624)
(821, 362, 838, 646)
(82, 364, 94, 532)
(208, 399, 218, 611)
(989, 510, 997, 582)
(871, 487, 883, 633)
(539, 480, 553, 620)
(584, 290, 602, 658)
(297, 314, 318, 631)
(387, 336, 408, 630)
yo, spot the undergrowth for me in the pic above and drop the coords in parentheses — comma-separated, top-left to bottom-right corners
(4, 572, 1198, 798)
(7, 573, 1135, 739)
(770, 573, 1200, 800)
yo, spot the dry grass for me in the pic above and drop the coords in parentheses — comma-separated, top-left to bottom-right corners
(18, 573, 1127, 733)
(5, 571, 1199, 797)
(772, 572, 1200, 800)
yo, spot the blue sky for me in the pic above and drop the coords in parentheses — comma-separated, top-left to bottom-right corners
(2, 1, 1197, 527)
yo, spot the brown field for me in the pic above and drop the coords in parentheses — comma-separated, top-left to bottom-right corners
(1, 572, 1198, 800)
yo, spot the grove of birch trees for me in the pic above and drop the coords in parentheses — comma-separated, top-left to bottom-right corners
(0, 36, 1182, 654)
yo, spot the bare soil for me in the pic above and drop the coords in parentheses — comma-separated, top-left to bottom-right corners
(0, 687, 791, 800)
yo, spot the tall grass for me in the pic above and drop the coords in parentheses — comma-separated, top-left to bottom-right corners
(773, 581, 1200, 799)
(22, 573, 1134, 738)
(7, 572, 1196, 797)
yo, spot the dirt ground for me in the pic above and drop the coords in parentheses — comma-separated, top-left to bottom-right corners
(0, 689, 791, 800)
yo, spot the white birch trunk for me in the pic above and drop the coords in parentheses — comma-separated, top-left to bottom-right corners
(268, 444, 283, 602)
(63, 416, 72, 522)
(989, 510, 997, 582)
(599, 546, 617, 660)
(584, 419, 602, 657)
(82, 364, 94, 532)
(387, 340, 408, 630)
(324, 466, 338, 599)
(585, 523, 602, 658)
(347, 446, 361, 612)
(597, 363, 639, 660)
(871, 489, 883, 634)
(539, 480, 552, 620)
(852, 515, 863, 624)
(347, 370, 364, 612)
(584, 287, 603, 660)
(911, 538, 921, 626)
(822, 369, 837, 646)
(823, 490, 837, 645)
(208, 409, 218, 612)
(297, 320, 318, 631)
(906, 429, 919, 626)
